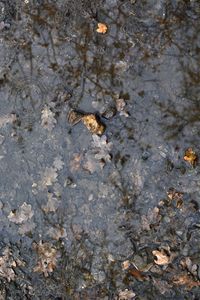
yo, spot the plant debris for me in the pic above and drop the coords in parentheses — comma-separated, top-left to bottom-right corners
(42, 193, 60, 213)
(38, 156, 64, 190)
(141, 206, 161, 231)
(0, 247, 25, 282)
(128, 265, 147, 281)
(183, 148, 198, 167)
(41, 105, 57, 131)
(173, 273, 200, 290)
(81, 114, 105, 135)
(118, 289, 136, 300)
(8, 202, 34, 224)
(167, 188, 183, 208)
(83, 134, 112, 173)
(152, 249, 171, 266)
(33, 241, 59, 277)
(68, 110, 105, 135)
(96, 23, 108, 34)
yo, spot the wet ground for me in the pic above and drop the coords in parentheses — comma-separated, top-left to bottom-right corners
(0, 0, 200, 299)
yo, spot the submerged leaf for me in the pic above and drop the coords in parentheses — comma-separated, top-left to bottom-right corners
(8, 202, 34, 224)
(41, 105, 56, 131)
(42, 193, 60, 213)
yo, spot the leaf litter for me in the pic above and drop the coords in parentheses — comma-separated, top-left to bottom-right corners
(0, 247, 25, 282)
(83, 134, 113, 173)
(8, 202, 34, 224)
(33, 241, 59, 277)
(41, 105, 57, 131)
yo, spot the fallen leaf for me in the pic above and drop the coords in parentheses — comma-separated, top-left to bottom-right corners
(0, 113, 17, 128)
(141, 207, 161, 231)
(42, 193, 60, 213)
(18, 221, 36, 236)
(82, 114, 105, 135)
(152, 249, 170, 265)
(33, 241, 59, 277)
(118, 289, 135, 300)
(41, 105, 57, 131)
(167, 188, 183, 208)
(53, 156, 64, 171)
(8, 202, 34, 224)
(184, 148, 197, 166)
(122, 260, 131, 270)
(83, 153, 104, 174)
(47, 226, 67, 240)
(40, 167, 58, 188)
(129, 266, 146, 281)
(173, 274, 200, 290)
(70, 153, 82, 172)
(0, 247, 25, 282)
(116, 98, 126, 112)
(96, 23, 107, 34)
(68, 109, 83, 125)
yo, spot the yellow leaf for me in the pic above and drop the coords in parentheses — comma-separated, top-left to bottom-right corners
(184, 148, 197, 166)
(96, 23, 108, 34)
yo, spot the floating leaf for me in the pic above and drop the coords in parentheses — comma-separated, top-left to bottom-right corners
(96, 23, 108, 34)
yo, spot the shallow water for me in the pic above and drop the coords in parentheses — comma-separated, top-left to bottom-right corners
(0, 0, 200, 299)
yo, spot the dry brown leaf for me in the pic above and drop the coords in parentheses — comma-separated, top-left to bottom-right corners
(33, 241, 59, 277)
(82, 114, 105, 135)
(152, 249, 170, 265)
(167, 188, 183, 208)
(173, 274, 200, 290)
(96, 23, 108, 34)
(184, 148, 197, 166)
(128, 266, 146, 281)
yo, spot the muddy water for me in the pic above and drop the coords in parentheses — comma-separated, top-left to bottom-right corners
(0, 0, 200, 299)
